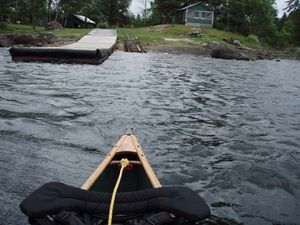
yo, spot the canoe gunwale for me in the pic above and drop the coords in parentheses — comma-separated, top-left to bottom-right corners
(81, 134, 161, 190)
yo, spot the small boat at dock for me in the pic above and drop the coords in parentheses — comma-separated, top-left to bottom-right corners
(19, 133, 211, 225)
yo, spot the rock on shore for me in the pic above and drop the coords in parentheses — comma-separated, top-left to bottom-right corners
(0, 33, 76, 48)
(211, 46, 252, 61)
(0, 33, 55, 47)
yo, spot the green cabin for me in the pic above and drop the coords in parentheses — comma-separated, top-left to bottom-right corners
(176, 2, 214, 28)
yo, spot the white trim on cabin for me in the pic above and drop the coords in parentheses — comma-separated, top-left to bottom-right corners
(178, 2, 211, 11)
(190, 10, 213, 19)
(185, 8, 188, 23)
(186, 22, 212, 27)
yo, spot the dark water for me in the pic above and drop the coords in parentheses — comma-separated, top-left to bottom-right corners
(0, 48, 300, 225)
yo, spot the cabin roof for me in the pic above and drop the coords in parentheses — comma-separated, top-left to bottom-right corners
(177, 2, 213, 11)
(73, 14, 96, 24)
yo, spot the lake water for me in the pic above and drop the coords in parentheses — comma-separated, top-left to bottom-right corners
(0, 48, 300, 225)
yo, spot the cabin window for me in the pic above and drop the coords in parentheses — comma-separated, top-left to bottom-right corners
(193, 11, 200, 18)
(201, 12, 212, 19)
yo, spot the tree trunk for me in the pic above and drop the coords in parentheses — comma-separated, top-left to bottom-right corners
(31, 14, 36, 30)
(47, 0, 53, 22)
(64, 12, 68, 27)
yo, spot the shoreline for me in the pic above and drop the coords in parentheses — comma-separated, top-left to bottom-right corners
(0, 33, 77, 48)
(117, 41, 300, 61)
(1, 33, 299, 60)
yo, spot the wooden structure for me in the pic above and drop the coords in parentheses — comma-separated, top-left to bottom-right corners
(82, 133, 161, 192)
(124, 36, 146, 53)
(176, 2, 214, 28)
(9, 29, 117, 64)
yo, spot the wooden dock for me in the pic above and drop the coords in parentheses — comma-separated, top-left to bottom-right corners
(124, 35, 146, 53)
(9, 29, 117, 65)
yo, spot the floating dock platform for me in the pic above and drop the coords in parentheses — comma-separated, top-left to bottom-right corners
(9, 29, 117, 65)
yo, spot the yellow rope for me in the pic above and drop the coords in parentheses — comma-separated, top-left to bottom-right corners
(107, 158, 130, 225)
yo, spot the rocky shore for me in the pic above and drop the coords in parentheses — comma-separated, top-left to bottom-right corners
(0, 33, 76, 48)
(148, 44, 299, 61)
(117, 40, 299, 60)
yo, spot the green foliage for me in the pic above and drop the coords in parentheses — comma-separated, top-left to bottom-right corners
(0, 22, 8, 30)
(95, 0, 132, 25)
(275, 9, 300, 47)
(152, 0, 183, 23)
(0, 24, 44, 33)
(128, 13, 160, 28)
(97, 22, 109, 29)
(148, 0, 289, 47)
(213, 0, 280, 46)
(290, 9, 300, 45)
(118, 24, 263, 49)
(277, 30, 294, 48)
(247, 35, 261, 45)
(51, 28, 90, 39)
(129, 14, 145, 27)
(0, 0, 132, 28)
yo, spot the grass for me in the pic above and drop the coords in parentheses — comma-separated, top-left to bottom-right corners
(118, 25, 192, 46)
(0, 24, 91, 40)
(118, 24, 262, 49)
(1, 23, 262, 48)
(201, 28, 261, 48)
(0, 24, 45, 33)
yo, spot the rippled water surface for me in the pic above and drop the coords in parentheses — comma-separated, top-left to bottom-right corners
(0, 48, 300, 225)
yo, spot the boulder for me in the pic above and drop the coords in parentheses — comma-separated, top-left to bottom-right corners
(256, 51, 274, 60)
(45, 21, 63, 31)
(211, 47, 251, 61)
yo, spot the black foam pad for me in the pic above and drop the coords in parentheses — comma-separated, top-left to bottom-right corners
(20, 182, 210, 221)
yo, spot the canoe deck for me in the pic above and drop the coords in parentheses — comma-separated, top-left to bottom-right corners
(9, 29, 117, 64)
(82, 133, 161, 192)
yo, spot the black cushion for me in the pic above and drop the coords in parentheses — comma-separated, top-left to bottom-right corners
(20, 182, 210, 221)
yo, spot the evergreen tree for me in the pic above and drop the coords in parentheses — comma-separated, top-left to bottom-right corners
(285, 0, 300, 12)
(96, 0, 132, 25)
(151, 0, 183, 23)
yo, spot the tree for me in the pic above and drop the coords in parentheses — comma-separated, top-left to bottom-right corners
(277, 12, 288, 31)
(57, 0, 84, 27)
(96, 0, 132, 25)
(151, 0, 183, 23)
(0, 0, 18, 22)
(289, 9, 300, 45)
(285, 0, 300, 12)
(214, 0, 278, 44)
(284, 1, 300, 45)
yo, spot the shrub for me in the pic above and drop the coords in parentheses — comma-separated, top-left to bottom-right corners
(97, 22, 109, 29)
(247, 34, 260, 45)
(0, 22, 8, 30)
